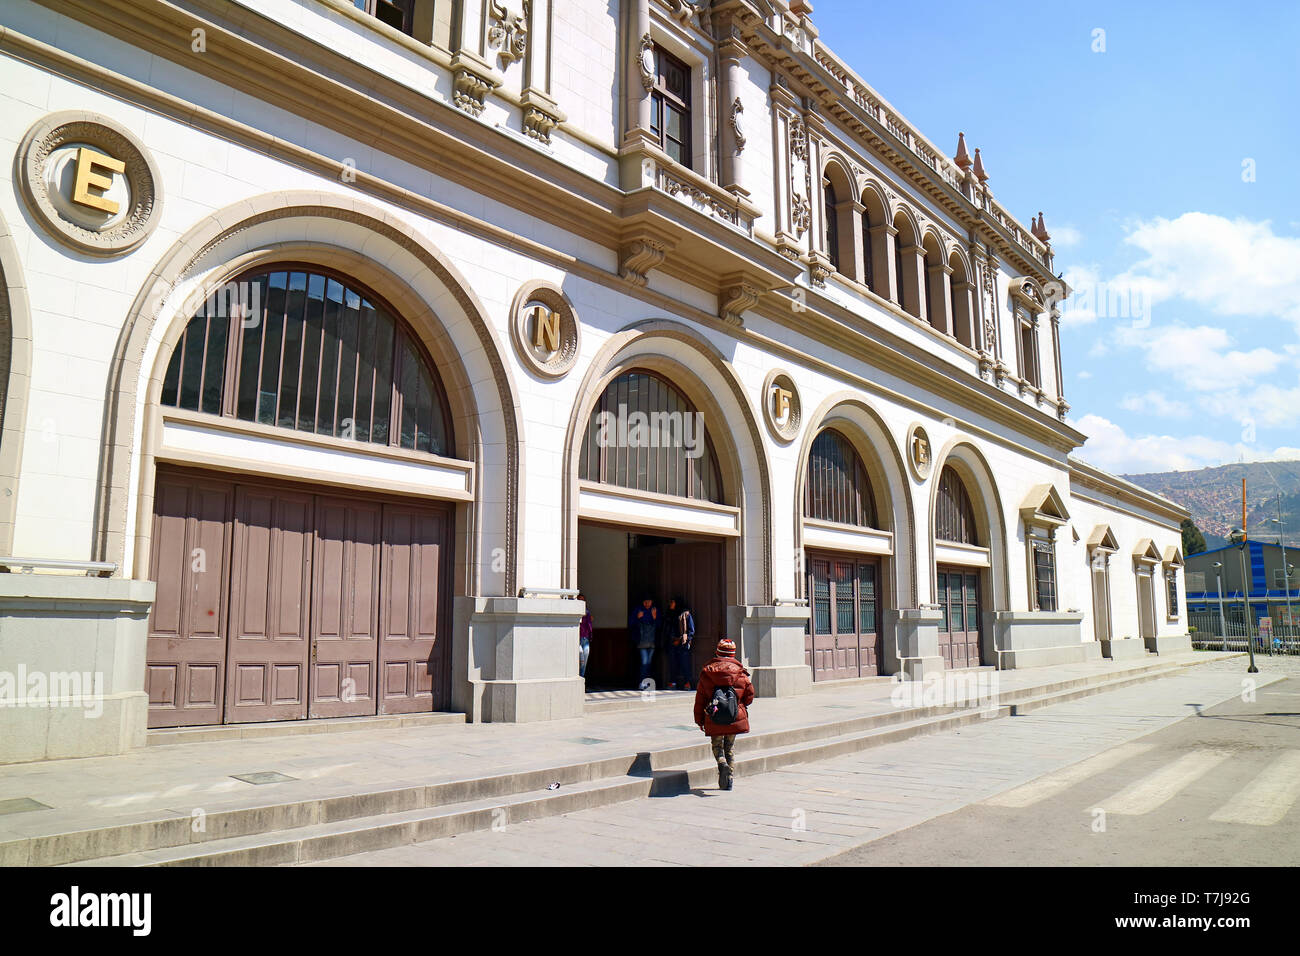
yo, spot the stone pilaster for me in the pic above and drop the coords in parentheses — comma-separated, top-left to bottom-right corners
(885, 607, 945, 681)
(729, 604, 812, 697)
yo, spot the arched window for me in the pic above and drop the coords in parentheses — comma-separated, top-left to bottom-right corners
(824, 179, 840, 272)
(578, 369, 723, 503)
(860, 205, 875, 292)
(160, 266, 452, 456)
(804, 428, 877, 528)
(935, 465, 978, 545)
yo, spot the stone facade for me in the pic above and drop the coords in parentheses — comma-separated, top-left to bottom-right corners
(0, 0, 1189, 761)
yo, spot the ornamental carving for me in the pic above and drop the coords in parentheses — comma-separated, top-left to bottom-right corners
(18, 111, 162, 257)
(619, 238, 668, 287)
(906, 423, 933, 481)
(453, 67, 492, 115)
(638, 33, 655, 91)
(718, 278, 760, 327)
(730, 97, 746, 154)
(791, 192, 810, 238)
(523, 106, 559, 143)
(488, 1, 529, 66)
(790, 119, 808, 163)
(510, 280, 580, 379)
(761, 369, 802, 444)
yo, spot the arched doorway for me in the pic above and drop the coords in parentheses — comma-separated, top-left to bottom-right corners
(143, 263, 469, 727)
(574, 367, 729, 689)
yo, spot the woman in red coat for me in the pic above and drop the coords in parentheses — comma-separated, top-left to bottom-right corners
(693, 638, 754, 790)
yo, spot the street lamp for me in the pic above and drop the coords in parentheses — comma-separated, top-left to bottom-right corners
(1213, 561, 1227, 652)
(1231, 528, 1259, 674)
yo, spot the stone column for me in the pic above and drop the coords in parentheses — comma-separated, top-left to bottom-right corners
(927, 260, 954, 335)
(884, 607, 945, 681)
(618, 0, 656, 188)
(729, 604, 812, 697)
(869, 222, 897, 301)
(520, 0, 564, 142)
(716, 19, 749, 196)
(899, 243, 925, 318)
(452, 596, 587, 722)
(449, 0, 500, 116)
(952, 278, 977, 348)
(835, 198, 866, 285)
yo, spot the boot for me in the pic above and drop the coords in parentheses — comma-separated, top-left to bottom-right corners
(724, 755, 735, 790)
(718, 760, 732, 791)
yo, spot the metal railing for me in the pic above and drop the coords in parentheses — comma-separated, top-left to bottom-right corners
(1188, 610, 1300, 655)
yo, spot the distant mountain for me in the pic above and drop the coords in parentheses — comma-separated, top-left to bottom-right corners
(1121, 461, 1300, 552)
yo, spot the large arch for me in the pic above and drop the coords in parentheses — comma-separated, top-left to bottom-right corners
(928, 437, 1011, 664)
(98, 191, 524, 598)
(821, 153, 860, 282)
(561, 319, 773, 607)
(0, 209, 32, 556)
(793, 393, 915, 611)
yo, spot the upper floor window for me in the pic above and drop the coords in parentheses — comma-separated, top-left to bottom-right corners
(1017, 309, 1041, 388)
(161, 266, 452, 457)
(353, 0, 415, 35)
(804, 428, 878, 528)
(650, 46, 692, 168)
(1030, 532, 1057, 611)
(578, 369, 723, 503)
(824, 180, 840, 272)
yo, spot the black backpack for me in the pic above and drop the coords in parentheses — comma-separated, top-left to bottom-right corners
(706, 685, 740, 725)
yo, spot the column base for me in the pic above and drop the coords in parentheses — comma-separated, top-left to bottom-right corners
(729, 604, 812, 698)
(1144, 634, 1194, 655)
(1103, 637, 1150, 661)
(993, 611, 1090, 668)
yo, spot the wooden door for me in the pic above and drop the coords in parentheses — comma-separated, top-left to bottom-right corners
(937, 566, 982, 669)
(806, 551, 881, 680)
(146, 474, 233, 728)
(378, 503, 450, 713)
(855, 560, 881, 675)
(225, 486, 314, 723)
(310, 497, 381, 718)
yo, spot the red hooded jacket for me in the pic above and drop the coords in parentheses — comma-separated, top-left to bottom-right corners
(693, 656, 755, 736)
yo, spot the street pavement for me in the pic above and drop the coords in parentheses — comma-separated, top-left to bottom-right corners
(307, 656, 1298, 866)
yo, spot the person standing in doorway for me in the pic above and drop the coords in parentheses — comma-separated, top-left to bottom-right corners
(577, 593, 594, 680)
(693, 638, 754, 790)
(629, 597, 659, 687)
(666, 596, 695, 690)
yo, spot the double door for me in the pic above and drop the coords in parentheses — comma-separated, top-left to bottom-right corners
(936, 565, 982, 669)
(806, 551, 881, 680)
(146, 468, 450, 727)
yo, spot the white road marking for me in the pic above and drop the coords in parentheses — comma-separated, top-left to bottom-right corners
(1208, 751, 1300, 826)
(1096, 750, 1232, 816)
(983, 743, 1154, 808)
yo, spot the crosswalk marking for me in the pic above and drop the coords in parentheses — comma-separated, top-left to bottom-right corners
(1097, 750, 1232, 816)
(983, 743, 1154, 808)
(1209, 751, 1300, 826)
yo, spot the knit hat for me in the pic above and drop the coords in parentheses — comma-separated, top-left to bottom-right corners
(716, 638, 737, 657)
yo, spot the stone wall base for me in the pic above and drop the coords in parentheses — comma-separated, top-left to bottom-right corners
(0, 575, 155, 764)
(730, 604, 812, 698)
(1143, 634, 1193, 656)
(1101, 637, 1149, 661)
(994, 610, 1091, 670)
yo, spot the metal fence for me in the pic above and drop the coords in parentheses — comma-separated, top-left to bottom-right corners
(1188, 610, 1300, 655)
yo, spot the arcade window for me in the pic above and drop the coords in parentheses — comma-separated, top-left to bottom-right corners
(650, 45, 692, 168)
(353, 0, 415, 35)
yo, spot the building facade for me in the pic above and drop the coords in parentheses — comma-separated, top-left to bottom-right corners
(1186, 541, 1300, 632)
(0, 0, 1191, 763)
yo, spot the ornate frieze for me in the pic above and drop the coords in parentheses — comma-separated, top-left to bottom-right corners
(488, 1, 529, 66)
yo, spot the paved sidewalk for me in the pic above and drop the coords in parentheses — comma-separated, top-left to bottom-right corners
(309, 658, 1280, 866)
(0, 653, 1236, 848)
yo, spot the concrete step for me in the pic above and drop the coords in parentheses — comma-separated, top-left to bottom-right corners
(9, 655, 1198, 867)
(72, 704, 1010, 867)
(146, 711, 465, 748)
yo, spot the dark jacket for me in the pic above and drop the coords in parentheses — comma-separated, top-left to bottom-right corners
(693, 656, 755, 736)
(629, 605, 658, 649)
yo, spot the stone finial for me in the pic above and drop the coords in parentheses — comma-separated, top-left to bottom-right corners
(955, 131, 972, 170)
(1032, 211, 1051, 242)
(973, 147, 988, 183)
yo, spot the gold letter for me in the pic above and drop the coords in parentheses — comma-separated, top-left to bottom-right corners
(773, 386, 792, 424)
(531, 305, 560, 353)
(72, 147, 126, 214)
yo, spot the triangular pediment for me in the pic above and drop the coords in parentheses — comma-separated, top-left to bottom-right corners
(1133, 538, 1162, 563)
(1087, 524, 1119, 552)
(1020, 483, 1070, 526)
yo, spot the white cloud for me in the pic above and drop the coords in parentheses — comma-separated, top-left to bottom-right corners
(1119, 390, 1190, 418)
(1072, 414, 1300, 475)
(1050, 224, 1083, 249)
(1059, 264, 1100, 327)
(1114, 323, 1285, 390)
(1077, 370, 1092, 380)
(1115, 213, 1300, 325)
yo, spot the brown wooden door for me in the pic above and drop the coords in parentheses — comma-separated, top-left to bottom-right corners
(146, 474, 233, 727)
(378, 503, 450, 714)
(806, 551, 881, 681)
(225, 486, 314, 723)
(310, 497, 382, 718)
(937, 566, 982, 669)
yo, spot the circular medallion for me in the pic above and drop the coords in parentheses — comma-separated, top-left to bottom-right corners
(18, 111, 161, 257)
(906, 422, 933, 480)
(510, 280, 580, 379)
(761, 369, 801, 443)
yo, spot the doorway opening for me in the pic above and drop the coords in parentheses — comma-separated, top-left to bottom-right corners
(577, 521, 725, 690)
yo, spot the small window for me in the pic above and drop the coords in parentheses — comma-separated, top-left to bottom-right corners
(824, 181, 840, 272)
(1018, 311, 1041, 388)
(1167, 571, 1179, 618)
(1031, 534, 1057, 611)
(804, 428, 878, 528)
(650, 45, 692, 168)
(353, 0, 415, 35)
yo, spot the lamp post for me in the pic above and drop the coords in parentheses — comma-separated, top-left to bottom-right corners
(1270, 500, 1294, 647)
(1232, 528, 1259, 673)
(1213, 561, 1227, 652)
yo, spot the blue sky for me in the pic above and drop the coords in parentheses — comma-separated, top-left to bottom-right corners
(812, 0, 1300, 474)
